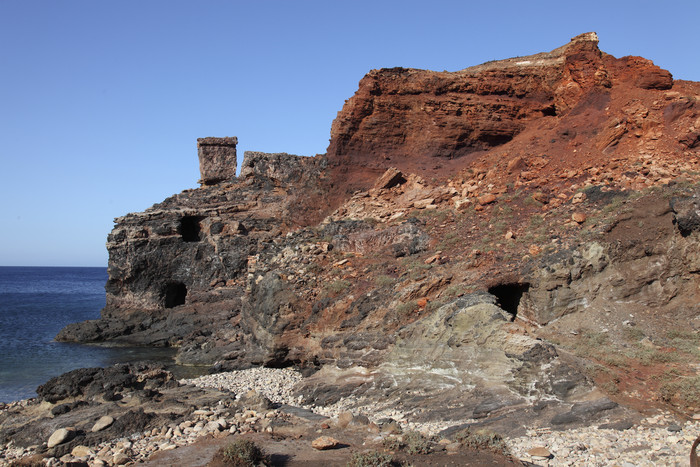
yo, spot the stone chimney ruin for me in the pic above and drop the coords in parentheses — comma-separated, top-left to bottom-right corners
(197, 136, 238, 186)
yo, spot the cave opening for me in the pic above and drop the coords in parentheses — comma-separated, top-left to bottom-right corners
(163, 282, 187, 308)
(541, 104, 557, 116)
(488, 282, 529, 320)
(179, 216, 203, 242)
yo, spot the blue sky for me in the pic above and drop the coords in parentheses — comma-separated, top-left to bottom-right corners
(1, 0, 698, 266)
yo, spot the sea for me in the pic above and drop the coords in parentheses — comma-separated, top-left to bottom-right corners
(0, 266, 189, 403)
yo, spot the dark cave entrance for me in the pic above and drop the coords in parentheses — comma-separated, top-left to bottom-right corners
(163, 282, 187, 308)
(541, 104, 557, 116)
(488, 282, 529, 320)
(179, 216, 203, 242)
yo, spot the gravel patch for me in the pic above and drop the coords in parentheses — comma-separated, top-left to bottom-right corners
(508, 413, 699, 466)
(180, 367, 304, 406)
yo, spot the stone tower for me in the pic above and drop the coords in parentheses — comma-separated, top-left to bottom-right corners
(197, 137, 238, 186)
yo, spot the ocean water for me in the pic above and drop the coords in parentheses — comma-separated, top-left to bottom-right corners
(0, 266, 182, 403)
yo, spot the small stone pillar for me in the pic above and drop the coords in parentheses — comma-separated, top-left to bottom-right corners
(197, 137, 238, 186)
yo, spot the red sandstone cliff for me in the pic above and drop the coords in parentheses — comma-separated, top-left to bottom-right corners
(326, 32, 684, 195)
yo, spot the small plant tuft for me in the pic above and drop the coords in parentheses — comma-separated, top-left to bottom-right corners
(454, 427, 511, 457)
(402, 430, 431, 455)
(376, 275, 397, 287)
(382, 435, 403, 451)
(346, 451, 394, 467)
(396, 301, 419, 315)
(324, 279, 352, 294)
(218, 438, 267, 466)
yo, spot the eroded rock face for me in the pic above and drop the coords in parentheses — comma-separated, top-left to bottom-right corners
(57, 151, 330, 367)
(326, 32, 674, 192)
(54, 34, 700, 423)
(520, 193, 700, 326)
(295, 292, 631, 435)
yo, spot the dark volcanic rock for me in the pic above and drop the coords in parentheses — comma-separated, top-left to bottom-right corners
(197, 136, 238, 186)
(37, 363, 171, 404)
(671, 193, 700, 236)
(56, 151, 329, 366)
(550, 398, 619, 426)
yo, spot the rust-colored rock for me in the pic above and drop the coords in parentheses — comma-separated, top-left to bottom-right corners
(373, 167, 406, 190)
(532, 192, 549, 204)
(529, 245, 542, 256)
(572, 212, 587, 223)
(326, 32, 677, 196)
(478, 194, 497, 205)
(311, 436, 340, 450)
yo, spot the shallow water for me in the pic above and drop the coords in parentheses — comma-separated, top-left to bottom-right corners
(0, 266, 204, 402)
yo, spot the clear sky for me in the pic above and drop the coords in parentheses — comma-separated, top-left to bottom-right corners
(1, 0, 698, 266)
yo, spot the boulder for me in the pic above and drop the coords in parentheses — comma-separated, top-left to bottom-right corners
(311, 436, 340, 450)
(47, 427, 76, 448)
(671, 195, 700, 235)
(373, 167, 406, 190)
(92, 416, 115, 432)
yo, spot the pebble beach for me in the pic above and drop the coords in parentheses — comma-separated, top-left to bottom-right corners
(2, 367, 698, 466)
(181, 369, 700, 466)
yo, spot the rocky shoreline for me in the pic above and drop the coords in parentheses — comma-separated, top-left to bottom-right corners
(6, 33, 700, 466)
(2, 366, 697, 466)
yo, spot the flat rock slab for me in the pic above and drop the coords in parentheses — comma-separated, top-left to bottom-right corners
(278, 404, 329, 422)
(92, 415, 115, 432)
(47, 427, 76, 448)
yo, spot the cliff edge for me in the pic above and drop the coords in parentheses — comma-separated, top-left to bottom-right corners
(56, 33, 700, 433)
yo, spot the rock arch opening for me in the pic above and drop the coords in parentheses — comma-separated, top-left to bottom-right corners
(163, 282, 187, 308)
(488, 282, 529, 320)
(179, 216, 203, 242)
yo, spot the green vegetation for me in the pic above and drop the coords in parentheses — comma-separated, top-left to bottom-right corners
(415, 208, 451, 224)
(622, 327, 646, 342)
(600, 196, 627, 215)
(324, 279, 352, 294)
(436, 231, 461, 250)
(443, 284, 474, 298)
(375, 275, 397, 287)
(666, 329, 700, 358)
(523, 195, 544, 207)
(424, 299, 445, 313)
(218, 439, 267, 466)
(660, 375, 700, 405)
(346, 451, 394, 467)
(396, 301, 419, 315)
(601, 380, 620, 395)
(402, 430, 431, 455)
(572, 331, 626, 367)
(454, 427, 511, 457)
(401, 257, 433, 280)
(624, 345, 678, 366)
(382, 435, 403, 451)
(528, 214, 544, 227)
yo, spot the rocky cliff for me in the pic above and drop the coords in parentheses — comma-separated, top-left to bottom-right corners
(58, 33, 700, 432)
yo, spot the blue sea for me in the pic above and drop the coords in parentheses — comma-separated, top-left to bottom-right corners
(0, 266, 186, 403)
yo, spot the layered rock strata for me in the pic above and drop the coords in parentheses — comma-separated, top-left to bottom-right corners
(326, 32, 678, 194)
(56, 33, 700, 432)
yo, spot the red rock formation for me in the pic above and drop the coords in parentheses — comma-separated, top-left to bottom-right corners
(56, 34, 700, 428)
(326, 32, 676, 194)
